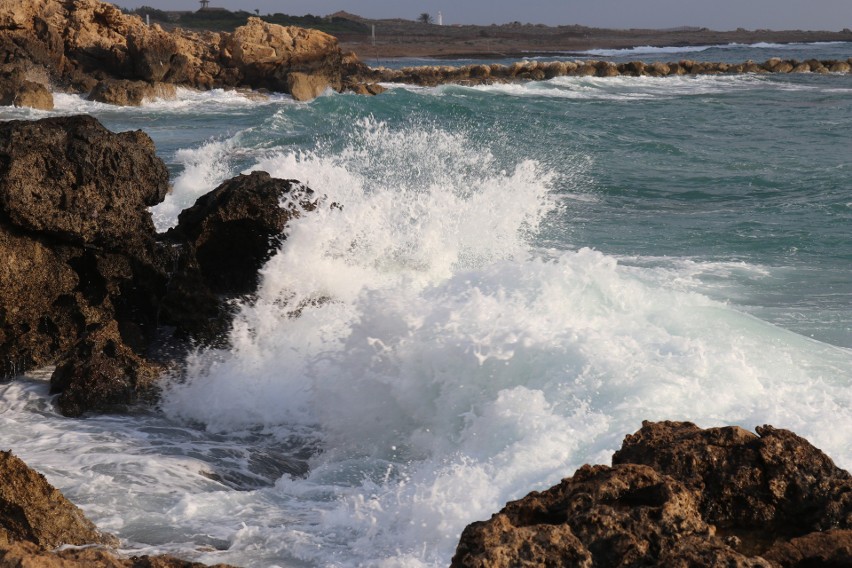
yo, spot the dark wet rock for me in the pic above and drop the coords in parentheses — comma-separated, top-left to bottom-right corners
(170, 171, 316, 296)
(0, 450, 115, 548)
(453, 421, 852, 567)
(0, 115, 170, 379)
(762, 529, 852, 567)
(0, 114, 321, 415)
(49, 321, 161, 417)
(0, 115, 168, 252)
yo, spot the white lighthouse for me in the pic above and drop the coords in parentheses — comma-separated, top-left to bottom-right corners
(437, 11, 443, 26)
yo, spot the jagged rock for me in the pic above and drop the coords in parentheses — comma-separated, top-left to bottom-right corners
(0, 115, 168, 252)
(0, 115, 324, 414)
(612, 421, 852, 538)
(170, 172, 316, 295)
(0, 115, 170, 378)
(0, 67, 54, 110)
(0, 0, 350, 102)
(49, 321, 161, 416)
(452, 462, 767, 568)
(453, 421, 852, 567)
(0, 451, 239, 567)
(0, 450, 115, 548)
(89, 78, 177, 106)
(11, 79, 53, 109)
(763, 529, 852, 567)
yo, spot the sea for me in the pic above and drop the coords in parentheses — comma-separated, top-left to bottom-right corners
(1, 42, 851, 567)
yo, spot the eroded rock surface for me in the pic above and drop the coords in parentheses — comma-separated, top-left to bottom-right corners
(169, 172, 315, 295)
(0, 450, 238, 567)
(452, 421, 852, 567)
(0, 115, 314, 416)
(0, 0, 373, 105)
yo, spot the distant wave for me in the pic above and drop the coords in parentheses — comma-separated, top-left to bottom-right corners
(579, 41, 849, 58)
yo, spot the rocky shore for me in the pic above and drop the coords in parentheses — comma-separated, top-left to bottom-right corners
(453, 421, 852, 567)
(2, 0, 851, 111)
(0, 114, 319, 416)
(0, 0, 381, 109)
(2, 2, 852, 566)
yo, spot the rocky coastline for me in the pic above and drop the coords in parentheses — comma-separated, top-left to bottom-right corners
(2, 0, 851, 112)
(453, 421, 852, 567)
(2, 1, 852, 566)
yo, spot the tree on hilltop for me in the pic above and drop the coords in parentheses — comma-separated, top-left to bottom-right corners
(418, 12, 433, 24)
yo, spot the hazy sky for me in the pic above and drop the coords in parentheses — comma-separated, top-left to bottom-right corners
(120, 0, 852, 32)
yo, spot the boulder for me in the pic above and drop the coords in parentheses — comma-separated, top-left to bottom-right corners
(0, 115, 170, 378)
(452, 462, 765, 568)
(89, 79, 177, 106)
(0, 450, 115, 548)
(0, 115, 168, 252)
(49, 321, 161, 417)
(612, 421, 852, 537)
(453, 421, 852, 567)
(170, 171, 316, 295)
(222, 17, 344, 97)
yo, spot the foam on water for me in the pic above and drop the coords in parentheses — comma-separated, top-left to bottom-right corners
(153, 118, 852, 566)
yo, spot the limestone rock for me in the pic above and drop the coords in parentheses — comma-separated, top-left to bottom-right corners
(0, 450, 115, 548)
(170, 171, 316, 295)
(89, 79, 177, 106)
(49, 321, 161, 417)
(612, 421, 852, 536)
(453, 421, 852, 567)
(452, 462, 767, 568)
(0, 115, 168, 252)
(222, 17, 343, 96)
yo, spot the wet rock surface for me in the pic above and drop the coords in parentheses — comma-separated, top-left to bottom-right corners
(0, 115, 313, 416)
(452, 421, 852, 567)
(0, 450, 238, 567)
(169, 171, 316, 296)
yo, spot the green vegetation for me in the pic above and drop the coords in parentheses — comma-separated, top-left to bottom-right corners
(119, 5, 369, 34)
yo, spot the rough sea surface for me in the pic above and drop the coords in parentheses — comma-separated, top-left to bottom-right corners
(1, 42, 851, 567)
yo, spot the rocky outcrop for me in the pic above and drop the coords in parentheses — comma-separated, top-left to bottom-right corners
(169, 172, 314, 295)
(0, 115, 169, 381)
(452, 421, 852, 567)
(0, 450, 115, 548)
(0, 0, 375, 105)
(0, 115, 316, 416)
(0, 450, 238, 567)
(361, 56, 852, 87)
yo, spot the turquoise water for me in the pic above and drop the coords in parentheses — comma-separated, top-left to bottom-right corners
(1, 43, 851, 567)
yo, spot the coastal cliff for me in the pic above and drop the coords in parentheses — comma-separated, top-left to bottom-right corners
(0, 0, 377, 106)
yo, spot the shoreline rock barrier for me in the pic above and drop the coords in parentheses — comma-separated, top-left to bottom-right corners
(358, 56, 852, 87)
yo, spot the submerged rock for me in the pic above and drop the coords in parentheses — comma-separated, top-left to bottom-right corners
(452, 421, 852, 567)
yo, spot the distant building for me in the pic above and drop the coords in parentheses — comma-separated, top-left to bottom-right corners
(197, 0, 228, 11)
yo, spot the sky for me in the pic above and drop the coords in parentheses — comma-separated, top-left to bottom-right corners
(119, 0, 852, 32)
